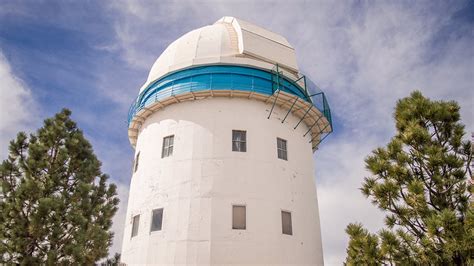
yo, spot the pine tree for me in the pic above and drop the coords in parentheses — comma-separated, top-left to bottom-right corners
(0, 109, 119, 264)
(101, 253, 121, 266)
(345, 91, 473, 265)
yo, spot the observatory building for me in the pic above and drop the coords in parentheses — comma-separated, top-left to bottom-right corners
(121, 17, 332, 265)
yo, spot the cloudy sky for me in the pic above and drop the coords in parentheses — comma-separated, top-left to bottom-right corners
(0, 0, 473, 264)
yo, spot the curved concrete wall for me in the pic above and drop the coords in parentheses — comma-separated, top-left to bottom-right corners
(121, 97, 324, 265)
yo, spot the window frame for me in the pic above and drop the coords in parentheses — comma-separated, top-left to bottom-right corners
(161, 135, 175, 158)
(277, 137, 288, 160)
(150, 208, 164, 232)
(232, 130, 247, 152)
(131, 214, 140, 238)
(281, 210, 293, 235)
(232, 204, 246, 230)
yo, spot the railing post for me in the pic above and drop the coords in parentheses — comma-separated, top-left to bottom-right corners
(268, 64, 281, 119)
(171, 80, 174, 96)
(322, 93, 327, 118)
(304, 76, 308, 98)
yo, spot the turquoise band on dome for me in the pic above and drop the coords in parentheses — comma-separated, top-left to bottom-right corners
(128, 65, 331, 128)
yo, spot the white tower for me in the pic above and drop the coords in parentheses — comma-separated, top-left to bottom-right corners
(121, 17, 332, 265)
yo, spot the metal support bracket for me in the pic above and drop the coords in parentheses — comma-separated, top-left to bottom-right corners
(309, 123, 330, 144)
(282, 96, 299, 123)
(294, 104, 312, 129)
(303, 115, 323, 137)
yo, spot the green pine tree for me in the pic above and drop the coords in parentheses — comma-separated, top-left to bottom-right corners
(101, 252, 121, 266)
(345, 91, 473, 265)
(0, 109, 119, 264)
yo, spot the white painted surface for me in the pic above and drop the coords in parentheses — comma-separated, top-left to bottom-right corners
(142, 17, 299, 93)
(121, 98, 324, 265)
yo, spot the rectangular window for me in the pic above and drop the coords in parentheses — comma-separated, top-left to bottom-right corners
(232, 130, 247, 152)
(281, 211, 292, 235)
(162, 135, 174, 158)
(150, 208, 164, 232)
(232, 205, 246, 230)
(134, 152, 140, 172)
(131, 215, 140, 237)
(277, 138, 288, 160)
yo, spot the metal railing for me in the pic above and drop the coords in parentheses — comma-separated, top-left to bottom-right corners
(128, 64, 333, 146)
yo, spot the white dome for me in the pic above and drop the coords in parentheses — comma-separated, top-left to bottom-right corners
(141, 16, 300, 92)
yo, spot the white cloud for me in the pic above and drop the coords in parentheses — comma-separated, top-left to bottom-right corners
(341, 2, 474, 134)
(106, 1, 474, 264)
(0, 51, 38, 159)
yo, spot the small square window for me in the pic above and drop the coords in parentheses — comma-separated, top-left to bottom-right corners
(131, 215, 140, 237)
(232, 130, 246, 152)
(277, 138, 287, 160)
(162, 135, 174, 158)
(133, 152, 140, 172)
(281, 211, 292, 235)
(150, 208, 164, 232)
(232, 205, 246, 230)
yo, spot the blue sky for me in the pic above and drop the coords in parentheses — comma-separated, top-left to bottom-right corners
(1, 1, 473, 264)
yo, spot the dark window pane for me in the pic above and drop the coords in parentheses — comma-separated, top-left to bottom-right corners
(232, 141, 240, 151)
(134, 152, 140, 173)
(232, 205, 246, 230)
(241, 142, 246, 152)
(162, 142, 166, 158)
(232, 130, 239, 141)
(150, 208, 163, 232)
(233, 140, 247, 152)
(131, 215, 140, 237)
(282, 211, 292, 235)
